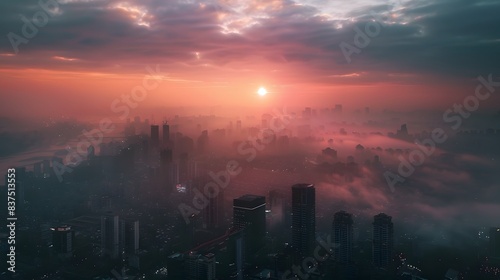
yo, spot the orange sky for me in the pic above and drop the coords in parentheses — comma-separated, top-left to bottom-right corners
(1, 0, 499, 119)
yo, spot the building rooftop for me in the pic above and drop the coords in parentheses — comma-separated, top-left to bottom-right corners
(292, 183, 314, 189)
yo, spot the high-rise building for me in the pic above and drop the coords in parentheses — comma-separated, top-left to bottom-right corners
(101, 215, 120, 259)
(120, 220, 139, 255)
(228, 230, 245, 280)
(372, 213, 394, 269)
(203, 190, 224, 230)
(291, 184, 315, 257)
(489, 227, 500, 260)
(332, 210, 354, 264)
(162, 122, 170, 147)
(233, 195, 266, 255)
(160, 149, 173, 164)
(51, 225, 74, 258)
(186, 252, 216, 280)
(151, 125, 160, 148)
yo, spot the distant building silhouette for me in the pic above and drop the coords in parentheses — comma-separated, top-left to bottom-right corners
(291, 184, 315, 257)
(373, 213, 394, 269)
(162, 121, 170, 147)
(333, 210, 354, 264)
(394, 124, 411, 141)
(322, 147, 338, 159)
(151, 125, 160, 148)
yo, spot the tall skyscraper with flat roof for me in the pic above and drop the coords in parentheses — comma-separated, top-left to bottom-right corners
(162, 121, 170, 147)
(332, 210, 354, 264)
(373, 213, 394, 269)
(120, 220, 139, 255)
(233, 195, 266, 255)
(101, 215, 120, 259)
(291, 184, 315, 257)
(51, 225, 74, 259)
(151, 125, 160, 148)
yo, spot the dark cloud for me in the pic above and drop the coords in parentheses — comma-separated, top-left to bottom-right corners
(0, 0, 499, 83)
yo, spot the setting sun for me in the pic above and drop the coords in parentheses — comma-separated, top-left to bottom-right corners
(257, 87, 268, 96)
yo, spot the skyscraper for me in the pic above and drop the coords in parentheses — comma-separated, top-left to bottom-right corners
(203, 190, 224, 230)
(489, 227, 500, 260)
(186, 252, 216, 280)
(372, 213, 394, 269)
(51, 225, 74, 258)
(332, 210, 354, 264)
(162, 121, 170, 147)
(151, 124, 160, 148)
(120, 220, 139, 255)
(291, 184, 315, 257)
(233, 195, 266, 255)
(101, 215, 120, 259)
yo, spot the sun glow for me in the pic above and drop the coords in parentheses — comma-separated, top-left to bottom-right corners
(257, 87, 268, 96)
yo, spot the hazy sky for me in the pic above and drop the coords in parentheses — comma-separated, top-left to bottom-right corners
(1, 0, 499, 117)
